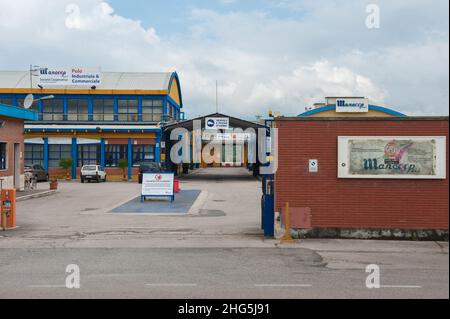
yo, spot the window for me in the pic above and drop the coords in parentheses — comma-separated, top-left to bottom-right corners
(132, 145, 155, 165)
(142, 99, 163, 122)
(93, 99, 114, 121)
(0, 97, 13, 105)
(78, 144, 100, 167)
(48, 144, 71, 167)
(0, 142, 6, 170)
(68, 99, 89, 121)
(42, 99, 64, 121)
(118, 99, 138, 121)
(105, 145, 128, 167)
(24, 144, 44, 166)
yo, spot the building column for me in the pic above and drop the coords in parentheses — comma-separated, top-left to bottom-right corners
(100, 138, 105, 168)
(71, 138, 77, 179)
(43, 138, 49, 172)
(127, 138, 132, 180)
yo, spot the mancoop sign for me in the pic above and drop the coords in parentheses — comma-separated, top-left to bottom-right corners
(38, 67, 102, 86)
(335, 98, 369, 113)
(338, 136, 447, 179)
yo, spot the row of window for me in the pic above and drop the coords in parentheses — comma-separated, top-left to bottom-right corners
(24, 144, 155, 168)
(1, 96, 181, 122)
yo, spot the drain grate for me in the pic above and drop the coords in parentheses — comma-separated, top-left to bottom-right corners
(198, 209, 226, 217)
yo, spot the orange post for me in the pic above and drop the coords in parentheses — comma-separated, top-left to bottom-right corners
(282, 202, 293, 242)
(1, 189, 16, 230)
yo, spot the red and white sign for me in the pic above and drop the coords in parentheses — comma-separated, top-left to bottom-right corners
(141, 173, 174, 196)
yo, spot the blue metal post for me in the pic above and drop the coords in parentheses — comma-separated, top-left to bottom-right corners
(100, 138, 105, 167)
(71, 138, 77, 179)
(127, 138, 132, 180)
(88, 96, 93, 121)
(43, 138, 49, 172)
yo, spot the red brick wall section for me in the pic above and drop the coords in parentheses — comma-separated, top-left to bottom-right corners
(275, 119, 449, 230)
(0, 117, 24, 177)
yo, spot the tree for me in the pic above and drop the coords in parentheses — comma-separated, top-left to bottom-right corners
(59, 158, 73, 180)
(118, 159, 128, 181)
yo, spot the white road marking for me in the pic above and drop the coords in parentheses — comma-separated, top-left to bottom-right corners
(380, 285, 422, 289)
(145, 283, 198, 287)
(254, 284, 312, 287)
(28, 285, 66, 288)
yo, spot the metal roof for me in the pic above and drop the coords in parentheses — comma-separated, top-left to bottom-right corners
(0, 71, 174, 91)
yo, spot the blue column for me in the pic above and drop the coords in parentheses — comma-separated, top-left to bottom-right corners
(63, 97, 68, 121)
(100, 138, 105, 167)
(88, 96, 93, 121)
(155, 131, 161, 163)
(138, 97, 143, 122)
(38, 100, 43, 120)
(71, 138, 77, 179)
(127, 138, 132, 180)
(43, 138, 49, 172)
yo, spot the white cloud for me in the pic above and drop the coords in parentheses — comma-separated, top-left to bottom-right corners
(0, 0, 448, 119)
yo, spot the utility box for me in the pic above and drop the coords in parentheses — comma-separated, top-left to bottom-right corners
(1, 189, 16, 230)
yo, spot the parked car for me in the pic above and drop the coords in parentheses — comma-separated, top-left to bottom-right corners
(138, 162, 162, 184)
(24, 164, 49, 182)
(80, 165, 107, 183)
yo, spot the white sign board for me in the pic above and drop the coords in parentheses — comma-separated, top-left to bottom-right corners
(335, 98, 369, 113)
(38, 67, 102, 86)
(141, 173, 174, 196)
(309, 159, 319, 173)
(338, 136, 447, 179)
(205, 117, 230, 130)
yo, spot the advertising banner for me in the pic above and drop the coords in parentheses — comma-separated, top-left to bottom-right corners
(38, 67, 102, 86)
(141, 173, 174, 196)
(338, 136, 447, 179)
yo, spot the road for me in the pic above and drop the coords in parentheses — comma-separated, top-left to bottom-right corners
(0, 168, 448, 299)
(0, 246, 447, 299)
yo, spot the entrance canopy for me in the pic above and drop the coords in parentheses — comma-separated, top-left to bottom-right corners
(163, 113, 267, 176)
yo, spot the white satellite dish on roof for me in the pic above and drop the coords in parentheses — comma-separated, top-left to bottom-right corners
(23, 94, 34, 109)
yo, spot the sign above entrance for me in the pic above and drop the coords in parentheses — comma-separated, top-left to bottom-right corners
(338, 136, 447, 179)
(335, 98, 369, 113)
(205, 117, 230, 130)
(38, 67, 102, 86)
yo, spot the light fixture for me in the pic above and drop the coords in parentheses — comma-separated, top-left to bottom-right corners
(91, 86, 97, 90)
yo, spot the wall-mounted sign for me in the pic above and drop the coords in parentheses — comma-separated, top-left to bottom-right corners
(338, 136, 447, 179)
(309, 159, 319, 173)
(205, 117, 230, 130)
(141, 173, 174, 202)
(38, 67, 102, 86)
(335, 98, 369, 113)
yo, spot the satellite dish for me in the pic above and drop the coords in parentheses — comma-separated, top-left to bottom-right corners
(23, 94, 34, 109)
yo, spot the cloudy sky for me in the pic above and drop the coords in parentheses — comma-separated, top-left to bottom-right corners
(0, 0, 448, 119)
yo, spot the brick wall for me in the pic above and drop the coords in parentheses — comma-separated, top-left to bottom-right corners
(275, 118, 449, 230)
(0, 117, 24, 186)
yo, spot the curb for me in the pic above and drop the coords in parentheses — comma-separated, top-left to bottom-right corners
(16, 190, 59, 202)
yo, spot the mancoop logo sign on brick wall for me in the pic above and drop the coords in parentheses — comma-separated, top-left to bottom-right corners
(338, 136, 447, 179)
(39, 67, 102, 86)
